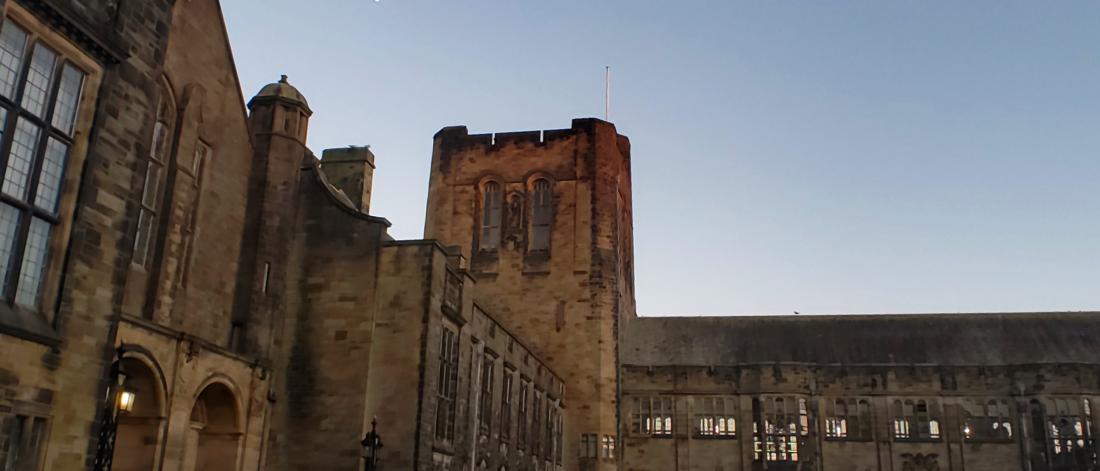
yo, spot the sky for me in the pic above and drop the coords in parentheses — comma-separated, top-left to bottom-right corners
(221, 1, 1100, 316)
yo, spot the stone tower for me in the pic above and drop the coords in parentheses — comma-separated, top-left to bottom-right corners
(424, 118, 636, 470)
(233, 75, 312, 357)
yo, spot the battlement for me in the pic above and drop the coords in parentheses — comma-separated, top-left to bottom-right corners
(433, 117, 621, 151)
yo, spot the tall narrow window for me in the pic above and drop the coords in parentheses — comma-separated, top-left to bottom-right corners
(532, 391, 543, 456)
(479, 181, 501, 251)
(434, 326, 459, 442)
(518, 380, 529, 450)
(529, 179, 552, 251)
(0, 18, 86, 310)
(177, 141, 209, 287)
(478, 355, 495, 436)
(133, 81, 174, 268)
(500, 371, 513, 442)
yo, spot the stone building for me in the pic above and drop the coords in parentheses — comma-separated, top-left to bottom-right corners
(0, 1, 1096, 471)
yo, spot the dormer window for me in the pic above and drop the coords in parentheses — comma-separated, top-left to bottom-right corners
(480, 181, 501, 251)
(529, 179, 551, 251)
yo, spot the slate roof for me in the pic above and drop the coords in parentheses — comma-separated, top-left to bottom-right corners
(623, 312, 1100, 367)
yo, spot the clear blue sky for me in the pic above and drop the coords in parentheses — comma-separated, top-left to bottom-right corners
(222, 1, 1100, 316)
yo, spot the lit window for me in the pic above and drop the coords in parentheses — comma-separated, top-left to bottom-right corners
(479, 181, 501, 251)
(961, 399, 1013, 442)
(529, 179, 552, 251)
(753, 396, 809, 463)
(893, 399, 941, 440)
(601, 435, 616, 459)
(631, 396, 673, 437)
(825, 398, 873, 440)
(1043, 397, 1096, 465)
(694, 397, 736, 438)
(0, 18, 86, 310)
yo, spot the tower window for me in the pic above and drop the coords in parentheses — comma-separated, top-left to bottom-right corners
(529, 179, 552, 251)
(479, 181, 501, 251)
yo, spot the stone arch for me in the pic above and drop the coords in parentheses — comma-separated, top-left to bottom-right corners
(181, 378, 243, 471)
(113, 349, 169, 471)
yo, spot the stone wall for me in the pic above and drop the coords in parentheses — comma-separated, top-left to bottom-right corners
(621, 363, 1100, 471)
(424, 118, 635, 471)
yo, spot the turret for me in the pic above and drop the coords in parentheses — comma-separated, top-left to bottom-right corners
(247, 74, 311, 142)
(231, 75, 312, 355)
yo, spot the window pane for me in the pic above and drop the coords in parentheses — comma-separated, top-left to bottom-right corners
(19, 44, 56, 118)
(20, 44, 57, 118)
(34, 138, 67, 212)
(0, 21, 27, 99)
(15, 216, 50, 308)
(0, 203, 21, 289)
(141, 162, 162, 209)
(133, 208, 154, 267)
(3, 118, 41, 200)
(50, 64, 83, 135)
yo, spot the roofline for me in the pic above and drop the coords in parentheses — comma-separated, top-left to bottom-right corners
(635, 311, 1100, 321)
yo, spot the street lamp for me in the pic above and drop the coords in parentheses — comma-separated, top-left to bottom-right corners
(92, 345, 130, 471)
(361, 417, 384, 471)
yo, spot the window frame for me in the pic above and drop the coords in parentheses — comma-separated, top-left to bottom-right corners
(753, 396, 810, 463)
(892, 399, 942, 442)
(631, 396, 674, 438)
(434, 324, 460, 444)
(694, 396, 737, 439)
(528, 177, 552, 252)
(0, 6, 101, 343)
(477, 180, 502, 252)
(824, 398, 874, 442)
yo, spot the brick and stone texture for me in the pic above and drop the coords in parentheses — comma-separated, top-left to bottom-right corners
(424, 118, 635, 471)
(620, 314, 1100, 471)
(366, 240, 565, 471)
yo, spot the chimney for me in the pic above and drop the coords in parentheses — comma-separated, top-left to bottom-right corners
(320, 146, 376, 213)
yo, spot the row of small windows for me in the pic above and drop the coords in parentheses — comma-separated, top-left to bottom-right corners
(479, 178, 553, 252)
(434, 326, 563, 465)
(630, 396, 1096, 464)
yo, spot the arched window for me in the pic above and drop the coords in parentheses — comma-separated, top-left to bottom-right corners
(133, 80, 174, 267)
(480, 182, 501, 251)
(530, 179, 552, 251)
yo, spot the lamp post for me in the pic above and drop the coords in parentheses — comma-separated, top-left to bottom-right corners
(92, 346, 134, 471)
(361, 417, 384, 471)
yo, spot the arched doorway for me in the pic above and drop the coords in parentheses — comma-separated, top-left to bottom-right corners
(113, 356, 166, 471)
(182, 382, 242, 471)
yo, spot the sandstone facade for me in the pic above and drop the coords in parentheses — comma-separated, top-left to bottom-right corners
(0, 2, 1096, 471)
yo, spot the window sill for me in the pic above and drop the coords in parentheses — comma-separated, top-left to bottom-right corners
(964, 438, 1016, 444)
(824, 437, 874, 443)
(693, 435, 737, 440)
(0, 303, 60, 346)
(893, 438, 943, 443)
